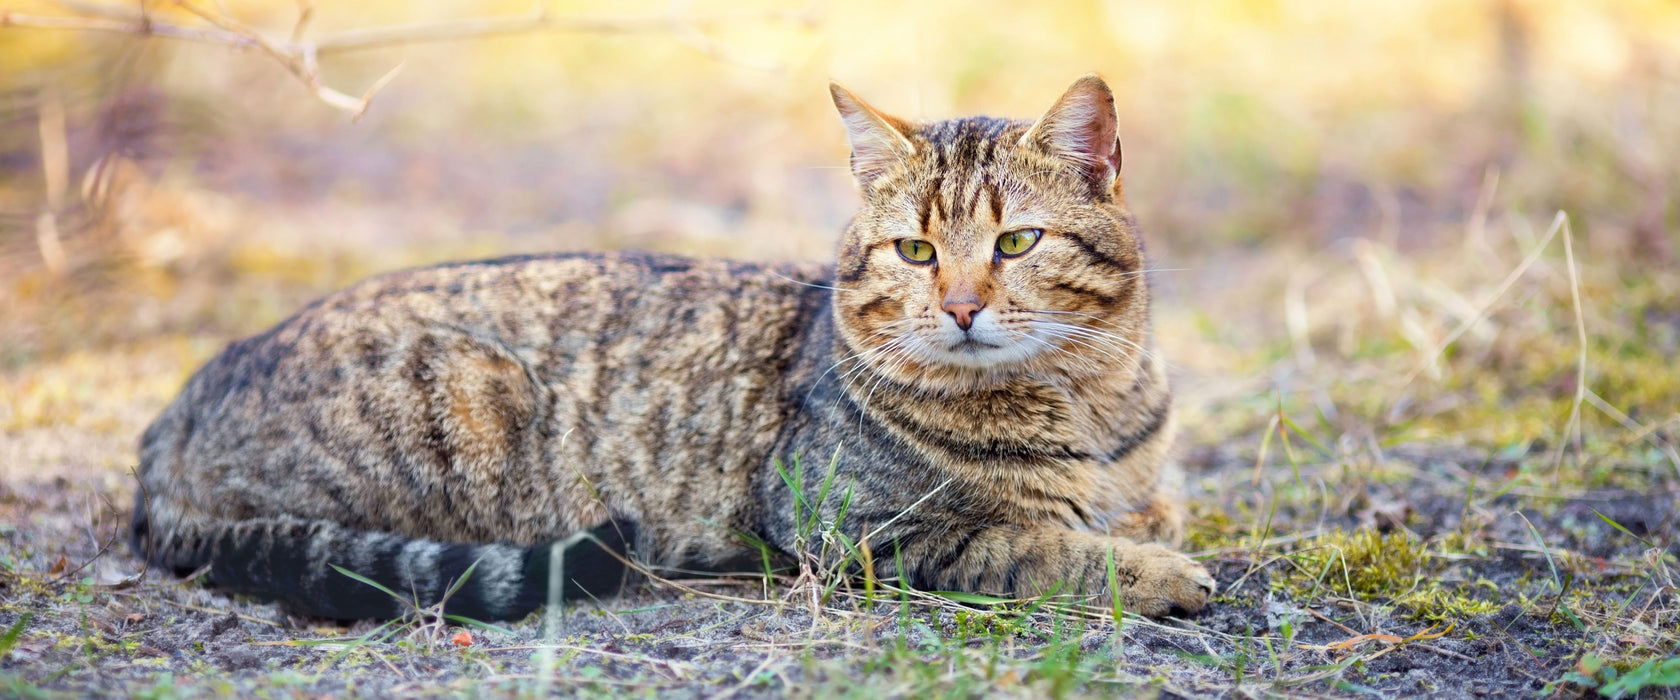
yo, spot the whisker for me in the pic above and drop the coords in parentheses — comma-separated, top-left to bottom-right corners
(1032, 320, 1163, 369)
(1030, 309, 1133, 332)
(856, 343, 918, 438)
(1034, 326, 1133, 367)
(803, 323, 916, 407)
(1051, 325, 1158, 364)
(1018, 332, 1102, 374)
(767, 270, 859, 293)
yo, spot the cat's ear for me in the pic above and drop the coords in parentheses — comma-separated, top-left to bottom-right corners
(830, 82, 916, 187)
(1020, 74, 1122, 197)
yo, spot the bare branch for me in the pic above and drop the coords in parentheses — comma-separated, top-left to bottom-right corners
(1, 9, 250, 47)
(168, 0, 378, 118)
(1, 1, 821, 119)
(289, 0, 313, 44)
(309, 5, 820, 55)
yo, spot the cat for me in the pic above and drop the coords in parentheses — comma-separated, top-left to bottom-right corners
(130, 74, 1215, 621)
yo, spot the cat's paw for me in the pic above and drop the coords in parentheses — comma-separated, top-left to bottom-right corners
(1118, 544, 1215, 617)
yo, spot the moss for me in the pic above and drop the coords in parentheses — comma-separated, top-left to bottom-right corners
(1185, 501, 1244, 552)
(1273, 529, 1504, 622)
(1435, 530, 1491, 558)
(1281, 529, 1427, 599)
(1392, 584, 1504, 622)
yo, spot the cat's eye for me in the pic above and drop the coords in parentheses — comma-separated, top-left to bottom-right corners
(997, 228, 1042, 257)
(896, 239, 936, 264)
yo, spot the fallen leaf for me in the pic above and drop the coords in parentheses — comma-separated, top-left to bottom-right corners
(1327, 633, 1403, 651)
(1401, 622, 1454, 643)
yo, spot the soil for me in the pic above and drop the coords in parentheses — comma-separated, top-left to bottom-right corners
(3, 439, 1674, 698)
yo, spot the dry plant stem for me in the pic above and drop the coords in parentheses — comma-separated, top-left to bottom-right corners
(1551, 215, 1587, 477)
(156, 599, 283, 627)
(34, 88, 68, 273)
(1583, 389, 1680, 476)
(1395, 210, 1568, 394)
(1, 1, 820, 118)
(714, 655, 778, 700)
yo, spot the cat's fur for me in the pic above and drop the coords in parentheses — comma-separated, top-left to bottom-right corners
(131, 75, 1214, 620)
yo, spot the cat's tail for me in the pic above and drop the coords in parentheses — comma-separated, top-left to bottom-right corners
(129, 509, 636, 621)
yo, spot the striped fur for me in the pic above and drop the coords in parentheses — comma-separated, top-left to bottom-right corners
(132, 75, 1212, 621)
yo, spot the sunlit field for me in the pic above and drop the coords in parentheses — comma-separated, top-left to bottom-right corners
(2, 1, 1677, 697)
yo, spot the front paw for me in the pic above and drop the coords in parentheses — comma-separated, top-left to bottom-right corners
(1117, 544, 1214, 617)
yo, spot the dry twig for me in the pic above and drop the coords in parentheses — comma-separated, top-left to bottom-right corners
(1, 0, 821, 119)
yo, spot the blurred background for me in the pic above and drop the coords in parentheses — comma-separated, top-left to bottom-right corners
(2, 0, 1677, 479)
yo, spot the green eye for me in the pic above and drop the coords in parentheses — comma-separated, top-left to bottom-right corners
(897, 239, 936, 263)
(997, 228, 1042, 256)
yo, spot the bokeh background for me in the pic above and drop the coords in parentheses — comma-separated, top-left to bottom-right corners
(2, 0, 1677, 479)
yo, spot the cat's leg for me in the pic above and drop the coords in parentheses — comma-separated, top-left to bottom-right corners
(891, 525, 1213, 617)
(1105, 491, 1187, 546)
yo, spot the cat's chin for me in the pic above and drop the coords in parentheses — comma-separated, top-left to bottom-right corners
(910, 337, 1044, 370)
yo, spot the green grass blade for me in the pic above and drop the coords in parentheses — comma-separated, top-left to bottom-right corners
(441, 615, 514, 635)
(1279, 411, 1330, 455)
(1590, 509, 1653, 547)
(809, 445, 844, 533)
(929, 591, 1010, 605)
(1106, 546, 1125, 635)
(441, 558, 482, 601)
(0, 613, 32, 659)
(1515, 513, 1562, 591)
(771, 456, 811, 533)
(330, 564, 404, 601)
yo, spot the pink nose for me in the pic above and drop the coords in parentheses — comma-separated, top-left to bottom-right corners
(943, 301, 982, 331)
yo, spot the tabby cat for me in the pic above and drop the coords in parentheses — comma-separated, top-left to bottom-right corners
(131, 75, 1214, 621)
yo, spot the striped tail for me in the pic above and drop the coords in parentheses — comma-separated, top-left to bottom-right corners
(129, 511, 637, 621)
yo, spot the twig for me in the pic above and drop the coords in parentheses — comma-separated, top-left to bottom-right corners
(482, 643, 696, 673)
(712, 654, 777, 700)
(157, 599, 284, 627)
(310, 5, 820, 55)
(1, 1, 821, 119)
(1302, 609, 1357, 639)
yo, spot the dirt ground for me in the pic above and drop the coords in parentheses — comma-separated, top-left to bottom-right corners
(3, 410, 1676, 698)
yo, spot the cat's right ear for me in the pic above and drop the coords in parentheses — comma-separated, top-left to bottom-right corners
(830, 82, 916, 188)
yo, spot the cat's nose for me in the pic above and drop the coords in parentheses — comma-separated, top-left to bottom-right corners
(943, 301, 982, 331)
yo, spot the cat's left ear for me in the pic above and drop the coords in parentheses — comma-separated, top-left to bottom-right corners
(1021, 74, 1122, 199)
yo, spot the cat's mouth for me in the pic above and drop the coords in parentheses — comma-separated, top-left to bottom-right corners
(949, 338, 1004, 352)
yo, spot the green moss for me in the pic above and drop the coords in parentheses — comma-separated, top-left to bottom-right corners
(1392, 584, 1504, 622)
(1281, 529, 1426, 599)
(1185, 501, 1244, 552)
(1273, 529, 1502, 622)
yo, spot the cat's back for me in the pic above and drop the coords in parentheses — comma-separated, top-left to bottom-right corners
(161, 250, 832, 420)
(138, 250, 833, 554)
(291, 250, 827, 348)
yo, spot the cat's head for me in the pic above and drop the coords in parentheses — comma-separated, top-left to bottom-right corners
(829, 74, 1151, 388)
